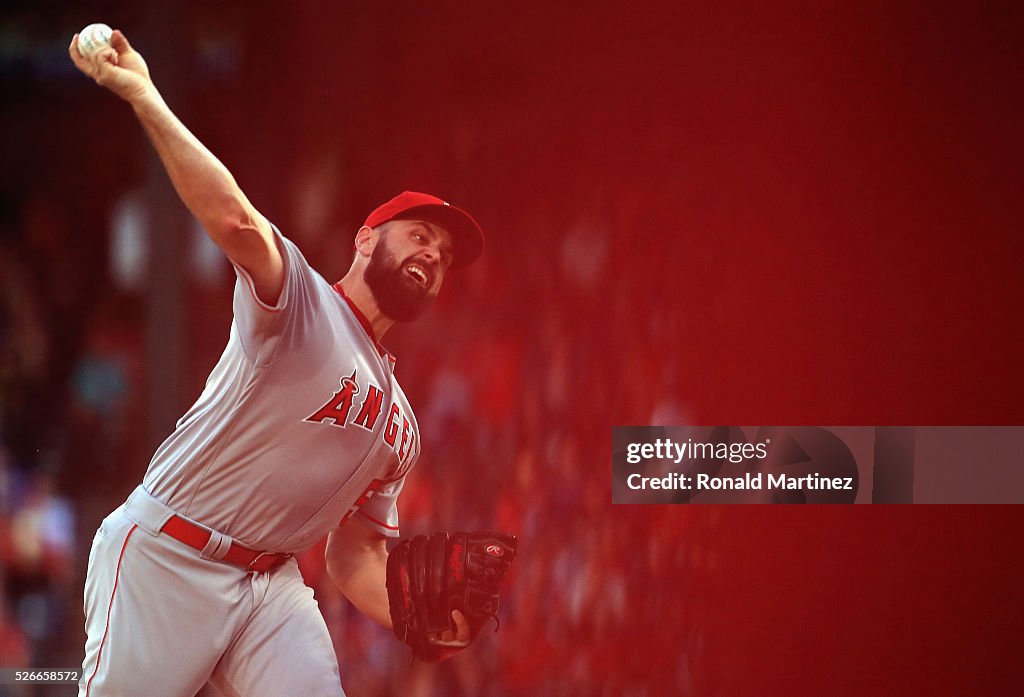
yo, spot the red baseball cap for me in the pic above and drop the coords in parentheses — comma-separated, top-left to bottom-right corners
(363, 191, 484, 269)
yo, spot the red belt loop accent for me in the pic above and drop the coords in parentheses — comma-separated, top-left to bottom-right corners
(160, 515, 290, 573)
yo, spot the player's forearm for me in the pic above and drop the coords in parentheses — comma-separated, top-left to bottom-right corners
(328, 548, 393, 629)
(128, 86, 260, 240)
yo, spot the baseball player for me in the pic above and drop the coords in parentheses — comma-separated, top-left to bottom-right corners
(70, 29, 515, 697)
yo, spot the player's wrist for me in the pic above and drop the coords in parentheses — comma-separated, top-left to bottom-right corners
(127, 83, 166, 113)
(126, 81, 160, 107)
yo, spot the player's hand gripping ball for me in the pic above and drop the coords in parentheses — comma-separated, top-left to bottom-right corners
(386, 531, 517, 661)
(76, 23, 113, 57)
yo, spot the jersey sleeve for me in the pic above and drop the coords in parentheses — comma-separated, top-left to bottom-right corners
(356, 477, 406, 538)
(231, 222, 322, 365)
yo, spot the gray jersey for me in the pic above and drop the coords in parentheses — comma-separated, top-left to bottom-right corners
(141, 225, 419, 552)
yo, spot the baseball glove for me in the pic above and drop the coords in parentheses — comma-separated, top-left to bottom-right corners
(386, 530, 518, 661)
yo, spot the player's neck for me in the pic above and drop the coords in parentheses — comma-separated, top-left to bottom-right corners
(337, 273, 395, 341)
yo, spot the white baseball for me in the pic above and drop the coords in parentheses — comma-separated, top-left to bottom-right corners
(77, 23, 114, 58)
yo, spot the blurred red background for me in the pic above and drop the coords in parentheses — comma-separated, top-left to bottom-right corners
(1, 1, 1021, 695)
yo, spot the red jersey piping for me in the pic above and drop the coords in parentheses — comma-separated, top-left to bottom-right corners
(359, 510, 400, 531)
(332, 282, 395, 361)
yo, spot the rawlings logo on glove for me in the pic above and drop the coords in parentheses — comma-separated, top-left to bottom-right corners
(385, 531, 518, 661)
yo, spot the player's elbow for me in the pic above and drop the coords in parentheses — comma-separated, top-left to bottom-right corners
(204, 206, 273, 262)
(325, 533, 358, 589)
(325, 526, 387, 588)
(206, 205, 262, 242)
(325, 547, 348, 588)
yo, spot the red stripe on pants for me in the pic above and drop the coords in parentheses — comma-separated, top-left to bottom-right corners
(85, 524, 138, 697)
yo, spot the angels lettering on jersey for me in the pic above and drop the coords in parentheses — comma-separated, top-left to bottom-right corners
(305, 366, 417, 478)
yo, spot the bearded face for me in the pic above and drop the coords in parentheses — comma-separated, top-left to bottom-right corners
(363, 229, 439, 322)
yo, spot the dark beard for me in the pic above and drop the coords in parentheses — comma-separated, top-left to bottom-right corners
(364, 237, 433, 322)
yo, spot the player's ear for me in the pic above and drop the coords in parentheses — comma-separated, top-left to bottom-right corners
(353, 225, 378, 259)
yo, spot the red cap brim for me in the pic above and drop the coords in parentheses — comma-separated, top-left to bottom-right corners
(363, 192, 484, 269)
